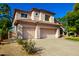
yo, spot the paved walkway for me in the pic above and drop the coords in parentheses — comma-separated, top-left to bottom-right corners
(35, 38, 79, 56)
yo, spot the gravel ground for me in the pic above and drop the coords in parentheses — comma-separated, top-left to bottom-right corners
(0, 38, 79, 56)
(0, 43, 28, 56)
(35, 38, 79, 56)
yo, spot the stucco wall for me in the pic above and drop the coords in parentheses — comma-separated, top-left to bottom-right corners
(14, 12, 31, 20)
(39, 12, 45, 21)
(17, 23, 58, 39)
(13, 10, 58, 39)
(16, 24, 23, 39)
(31, 11, 54, 23)
(31, 11, 40, 21)
(13, 12, 31, 26)
(13, 10, 55, 24)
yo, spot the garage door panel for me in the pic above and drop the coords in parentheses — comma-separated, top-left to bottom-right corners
(23, 27, 35, 39)
(40, 28, 56, 39)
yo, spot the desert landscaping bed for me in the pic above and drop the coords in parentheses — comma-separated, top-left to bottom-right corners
(0, 38, 79, 56)
(0, 42, 28, 56)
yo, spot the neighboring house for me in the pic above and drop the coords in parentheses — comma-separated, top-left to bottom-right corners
(12, 8, 62, 39)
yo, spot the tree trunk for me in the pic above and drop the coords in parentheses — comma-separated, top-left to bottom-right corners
(0, 36, 1, 44)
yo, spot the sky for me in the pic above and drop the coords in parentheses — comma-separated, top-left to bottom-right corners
(8, 3, 74, 18)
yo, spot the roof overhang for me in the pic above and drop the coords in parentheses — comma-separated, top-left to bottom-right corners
(14, 19, 62, 27)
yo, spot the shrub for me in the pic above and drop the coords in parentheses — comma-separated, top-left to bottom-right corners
(22, 40, 36, 54)
(16, 39, 24, 45)
(68, 31, 76, 37)
(65, 36, 79, 41)
(17, 39, 37, 55)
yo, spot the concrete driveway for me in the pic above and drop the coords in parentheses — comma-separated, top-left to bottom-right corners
(35, 38, 79, 56)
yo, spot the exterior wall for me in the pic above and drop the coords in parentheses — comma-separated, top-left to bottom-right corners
(31, 11, 40, 21)
(14, 22, 60, 39)
(13, 11, 55, 25)
(39, 12, 45, 21)
(17, 23, 59, 39)
(35, 25, 40, 39)
(13, 12, 31, 26)
(14, 12, 31, 20)
(16, 24, 35, 39)
(39, 24, 58, 29)
(16, 24, 23, 39)
(12, 26, 17, 38)
(13, 9, 61, 39)
(43, 12, 54, 23)
(31, 11, 35, 20)
(55, 28, 60, 38)
(11, 23, 17, 39)
(31, 11, 54, 23)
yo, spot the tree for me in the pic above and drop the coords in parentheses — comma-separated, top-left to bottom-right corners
(0, 4, 12, 40)
(0, 17, 12, 29)
(0, 17, 12, 39)
(0, 4, 11, 15)
(61, 3, 79, 36)
(74, 3, 79, 11)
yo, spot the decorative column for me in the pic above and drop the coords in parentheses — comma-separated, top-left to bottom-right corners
(31, 11, 35, 20)
(55, 28, 60, 38)
(35, 25, 40, 39)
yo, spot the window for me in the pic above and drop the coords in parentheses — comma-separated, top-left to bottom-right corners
(36, 13, 38, 15)
(35, 12, 39, 16)
(45, 15, 50, 21)
(21, 13, 27, 18)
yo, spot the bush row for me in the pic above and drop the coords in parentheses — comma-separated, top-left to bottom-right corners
(65, 36, 79, 41)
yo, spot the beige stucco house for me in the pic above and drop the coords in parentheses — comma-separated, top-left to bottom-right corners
(12, 8, 62, 39)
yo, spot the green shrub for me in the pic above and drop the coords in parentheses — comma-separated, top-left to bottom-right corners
(65, 36, 79, 41)
(16, 39, 24, 45)
(22, 40, 36, 54)
(17, 39, 37, 54)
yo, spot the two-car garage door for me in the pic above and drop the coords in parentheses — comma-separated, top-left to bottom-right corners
(23, 27, 56, 39)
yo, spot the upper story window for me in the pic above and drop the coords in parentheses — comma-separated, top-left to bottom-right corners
(45, 15, 50, 21)
(21, 13, 27, 18)
(35, 12, 39, 16)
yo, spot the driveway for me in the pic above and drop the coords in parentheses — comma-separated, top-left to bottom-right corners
(35, 38, 79, 56)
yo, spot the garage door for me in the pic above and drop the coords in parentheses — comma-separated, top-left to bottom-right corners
(40, 28, 56, 39)
(23, 27, 35, 39)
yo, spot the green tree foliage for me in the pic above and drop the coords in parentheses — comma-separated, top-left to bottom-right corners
(0, 17, 12, 29)
(58, 3, 79, 36)
(0, 4, 12, 40)
(0, 4, 11, 15)
(74, 3, 79, 11)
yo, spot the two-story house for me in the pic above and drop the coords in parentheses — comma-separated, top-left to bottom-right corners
(12, 8, 62, 39)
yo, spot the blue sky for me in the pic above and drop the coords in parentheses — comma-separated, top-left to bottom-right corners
(8, 3, 74, 18)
